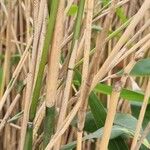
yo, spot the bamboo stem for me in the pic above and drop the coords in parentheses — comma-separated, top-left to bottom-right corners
(131, 78, 150, 150)
(24, 0, 59, 149)
(55, 1, 85, 149)
(77, 0, 94, 149)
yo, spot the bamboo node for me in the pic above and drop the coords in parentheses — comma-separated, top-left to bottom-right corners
(27, 122, 33, 128)
(113, 81, 122, 92)
(68, 67, 74, 71)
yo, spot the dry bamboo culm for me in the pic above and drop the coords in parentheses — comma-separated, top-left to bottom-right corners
(0, 0, 150, 150)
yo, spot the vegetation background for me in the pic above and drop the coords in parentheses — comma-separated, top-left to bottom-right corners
(0, 0, 150, 150)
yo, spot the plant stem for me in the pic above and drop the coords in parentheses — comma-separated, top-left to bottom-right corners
(54, 0, 85, 149)
(44, 0, 64, 148)
(24, 0, 59, 149)
(43, 106, 55, 148)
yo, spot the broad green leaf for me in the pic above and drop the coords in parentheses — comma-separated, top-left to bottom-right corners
(61, 125, 150, 150)
(74, 70, 128, 149)
(130, 58, 150, 76)
(117, 58, 150, 76)
(72, 112, 141, 134)
(89, 92, 106, 127)
(114, 113, 139, 132)
(74, 69, 149, 104)
(67, 4, 78, 16)
(95, 83, 150, 103)
(71, 111, 98, 132)
(89, 93, 129, 150)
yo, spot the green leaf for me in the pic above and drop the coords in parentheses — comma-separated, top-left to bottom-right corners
(89, 92, 129, 150)
(63, 113, 150, 150)
(89, 92, 107, 127)
(130, 58, 150, 76)
(73, 69, 149, 104)
(67, 4, 78, 16)
(114, 113, 139, 132)
(71, 111, 98, 132)
(95, 83, 150, 103)
(8, 111, 24, 123)
(61, 124, 150, 150)
(102, 0, 110, 6)
(116, 7, 128, 23)
(72, 112, 141, 134)
(117, 58, 150, 76)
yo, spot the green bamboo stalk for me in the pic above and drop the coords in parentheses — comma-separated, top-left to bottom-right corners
(23, 0, 59, 149)
(47, 0, 52, 15)
(43, 106, 55, 148)
(72, 0, 85, 43)
(24, 125, 33, 150)
(43, 0, 65, 148)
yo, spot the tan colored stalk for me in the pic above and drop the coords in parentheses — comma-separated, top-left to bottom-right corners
(107, 36, 150, 75)
(35, 6, 47, 77)
(46, 0, 64, 108)
(90, 0, 116, 75)
(135, 122, 150, 150)
(76, 33, 85, 62)
(45, 0, 64, 148)
(55, 40, 78, 148)
(101, 37, 150, 83)
(25, 0, 30, 41)
(32, 0, 46, 77)
(77, 0, 94, 149)
(0, 91, 22, 131)
(33, 102, 45, 139)
(125, 19, 150, 46)
(38, 43, 144, 150)
(131, 78, 150, 150)
(93, 0, 130, 22)
(107, 39, 113, 108)
(0, 0, 11, 98)
(0, 37, 32, 112)
(90, 0, 150, 92)
(45, 98, 82, 150)
(0, 2, 22, 54)
(117, 34, 150, 64)
(18, 0, 24, 52)
(99, 81, 122, 150)
(19, 1, 46, 148)
(99, 56, 140, 150)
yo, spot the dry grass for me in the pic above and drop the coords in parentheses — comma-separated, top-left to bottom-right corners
(0, 0, 150, 150)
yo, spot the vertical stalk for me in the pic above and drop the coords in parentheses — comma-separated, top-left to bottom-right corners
(54, 0, 85, 149)
(99, 52, 144, 150)
(43, 106, 55, 148)
(43, 0, 64, 148)
(60, 0, 85, 77)
(90, 0, 150, 91)
(77, 0, 94, 149)
(24, 0, 60, 149)
(131, 78, 150, 150)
